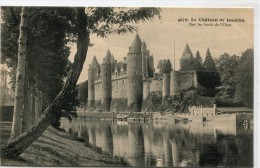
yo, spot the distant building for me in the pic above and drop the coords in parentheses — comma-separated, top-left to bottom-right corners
(188, 104, 216, 116)
(87, 34, 220, 112)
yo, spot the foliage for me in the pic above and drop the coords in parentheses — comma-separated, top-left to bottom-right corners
(180, 59, 195, 71)
(235, 49, 253, 108)
(215, 97, 243, 107)
(203, 49, 217, 72)
(215, 53, 239, 88)
(1, 7, 73, 104)
(77, 80, 88, 107)
(157, 59, 172, 75)
(193, 51, 204, 71)
(86, 7, 161, 37)
(196, 71, 221, 89)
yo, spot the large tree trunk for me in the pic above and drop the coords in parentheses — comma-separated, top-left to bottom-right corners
(30, 90, 35, 125)
(10, 7, 30, 140)
(0, 8, 89, 157)
(22, 62, 31, 132)
(34, 87, 40, 123)
(22, 81, 29, 132)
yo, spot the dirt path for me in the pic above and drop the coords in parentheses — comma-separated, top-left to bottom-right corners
(1, 126, 128, 166)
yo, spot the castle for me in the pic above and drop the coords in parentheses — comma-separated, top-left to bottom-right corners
(87, 34, 220, 112)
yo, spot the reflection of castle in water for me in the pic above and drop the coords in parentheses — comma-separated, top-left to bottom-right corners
(60, 119, 253, 167)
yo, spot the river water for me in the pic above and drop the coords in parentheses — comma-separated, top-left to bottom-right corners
(60, 118, 253, 167)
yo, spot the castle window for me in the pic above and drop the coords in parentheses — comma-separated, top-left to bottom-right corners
(117, 81, 119, 85)
(134, 71, 137, 75)
(122, 80, 125, 84)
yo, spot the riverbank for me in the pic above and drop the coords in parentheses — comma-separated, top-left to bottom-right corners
(1, 124, 129, 166)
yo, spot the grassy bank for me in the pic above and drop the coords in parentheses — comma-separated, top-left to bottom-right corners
(1, 123, 129, 166)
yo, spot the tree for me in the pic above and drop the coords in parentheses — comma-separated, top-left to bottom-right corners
(235, 49, 253, 107)
(1, 7, 72, 131)
(193, 51, 204, 71)
(203, 48, 217, 72)
(215, 53, 239, 98)
(0, 7, 161, 157)
(157, 59, 172, 75)
(10, 7, 30, 140)
(77, 80, 88, 107)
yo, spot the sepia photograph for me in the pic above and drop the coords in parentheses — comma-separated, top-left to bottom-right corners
(0, 6, 255, 167)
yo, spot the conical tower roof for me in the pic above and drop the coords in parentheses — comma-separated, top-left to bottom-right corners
(90, 56, 100, 69)
(102, 50, 112, 64)
(128, 34, 142, 54)
(110, 54, 115, 63)
(142, 40, 146, 47)
(181, 43, 194, 60)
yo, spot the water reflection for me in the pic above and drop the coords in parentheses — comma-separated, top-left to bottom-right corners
(60, 119, 253, 167)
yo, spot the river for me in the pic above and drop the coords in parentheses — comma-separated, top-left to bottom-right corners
(60, 118, 253, 167)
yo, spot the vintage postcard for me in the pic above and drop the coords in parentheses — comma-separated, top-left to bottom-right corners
(0, 6, 255, 167)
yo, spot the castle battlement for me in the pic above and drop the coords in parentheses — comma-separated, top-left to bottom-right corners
(111, 73, 127, 80)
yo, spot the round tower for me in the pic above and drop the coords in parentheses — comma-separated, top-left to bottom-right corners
(180, 43, 194, 71)
(110, 54, 115, 73)
(101, 50, 112, 112)
(170, 70, 179, 96)
(163, 73, 170, 98)
(141, 41, 148, 78)
(127, 34, 143, 111)
(88, 56, 98, 108)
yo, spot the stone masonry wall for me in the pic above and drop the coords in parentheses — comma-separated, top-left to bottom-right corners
(150, 78, 162, 93)
(176, 71, 197, 91)
(94, 82, 102, 100)
(112, 77, 128, 99)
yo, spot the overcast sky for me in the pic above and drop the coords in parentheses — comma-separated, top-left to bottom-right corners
(68, 8, 253, 84)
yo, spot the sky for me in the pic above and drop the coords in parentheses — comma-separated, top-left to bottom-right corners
(69, 8, 254, 84)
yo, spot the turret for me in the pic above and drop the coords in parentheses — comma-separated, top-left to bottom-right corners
(88, 56, 98, 108)
(141, 41, 148, 78)
(101, 50, 112, 112)
(127, 34, 143, 111)
(170, 70, 179, 96)
(180, 43, 194, 71)
(110, 54, 115, 73)
(162, 73, 170, 98)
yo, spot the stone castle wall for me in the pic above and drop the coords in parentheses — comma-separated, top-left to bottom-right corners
(94, 82, 102, 101)
(175, 71, 197, 91)
(95, 77, 128, 100)
(112, 77, 128, 99)
(150, 78, 163, 93)
(93, 71, 219, 105)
